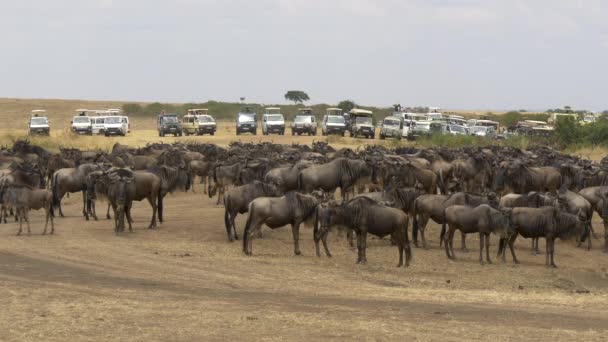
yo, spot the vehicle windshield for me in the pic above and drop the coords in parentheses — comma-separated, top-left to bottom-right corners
(73, 117, 90, 124)
(266, 115, 283, 122)
(327, 116, 344, 124)
(384, 119, 400, 127)
(161, 116, 178, 123)
(105, 116, 122, 124)
(294, 116, 312, 123)
(450, 125, 466, 133)
(356, 117, 372, 124)
(198, 115, 215, 122)
(415, 123, 430, 130)
(238, 115, 255, 123)
(31, 117, 48, 125)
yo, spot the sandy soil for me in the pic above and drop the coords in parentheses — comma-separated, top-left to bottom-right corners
(0, 182, 607, 341)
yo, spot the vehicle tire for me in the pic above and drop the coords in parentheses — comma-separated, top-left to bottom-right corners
(371, 134, 375, 139)
(380, 134, 385, 140)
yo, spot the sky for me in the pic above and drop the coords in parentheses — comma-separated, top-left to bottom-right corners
(1, 0, 607, 110)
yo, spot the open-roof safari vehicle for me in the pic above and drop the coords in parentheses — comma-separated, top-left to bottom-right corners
(236, 105, 258, 135)
(347, 108, 375, 139)
(28, 109, 50, 135)
(262, 107, 285, 135)
(157, 111, 182, 137)
(291, 108, 317, 136)
(188, 108, 217, 135)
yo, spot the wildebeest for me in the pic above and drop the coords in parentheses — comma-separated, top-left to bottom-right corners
(223, 181, 281, 241)
(87, 170, 163, 229)
(297, 157, 370, 202)
(46, 154, 75, 188)
(578, 186, 608, 253)
(0, 183, 54, 235)
(313, 197, 412, 267)
(442, 204, 513, 264)
(499, 192, 555, 254)
(52, 164, 105, 219)
(414, 192, 498, 249)
(496, 162, 562, 195)
(92, 169, 136, 233)
(498, 207, 587, 267)
(189, 159, 214, 193)
(242, 191, 322, 256)
(264, 160, 312, 192)
(209, 162, 243, 205)
(147, 165, 190, 222)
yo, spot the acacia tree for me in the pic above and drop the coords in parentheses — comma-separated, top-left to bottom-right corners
(284, 91, 310, 104)
(337, 100, 356, 113)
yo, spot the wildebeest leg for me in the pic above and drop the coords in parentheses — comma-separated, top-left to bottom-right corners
(49, 206, 55, 234)
(23, 209, 31, 235)
(291, 222, 302, 255)
(82, 190, 89, 220)
(231, 214, 239, 241)
(16, 209, 23, 236)
(443, 226, 453, 260)
(548, 238, 557, 268)
(485, 233, 492, 264)
(498, 238, 506, 262)
(359, 231, 368, 265)
(355, 231, 363, 264)
(461, 232, 468, 252)
(147, 196, 157, 229)
(479, 233, 485, 265)
(321, 230, 332, 257)
(106, 203, 112, 220)
(603, 220, 608, 253)
(126, 205, 133, 232)
(43, 206, 50, 235)
(347, 229, 355, 248)
(420, 216, 429, 249)
(449, 229, 456, 260)
(507, 233, 519, 264)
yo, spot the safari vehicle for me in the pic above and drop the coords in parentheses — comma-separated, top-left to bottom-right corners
(467, 119, 499, 132)
(71, 109, 94, 135)
(262, 108, 285, 135)
(236, 106, 257, 135)
(189, 109, 217, 135)
(347, 108, 375, 139)
(426, 107, 444, 122)
(469, 125, 496, 138)
(379, 116, 406, 140)
(91, 114, 106, 135)
(407, 120, 443, 140)
(28, 110, 50, 135)
(103, 116, 128, 136)
(444, 124, 468, 135)
(157, 113, 182, 137)
(291, 114, 317, 136)
(321, 114, 346, 136)
(107, 109, 129, 133)
(181, 113, 199, 136)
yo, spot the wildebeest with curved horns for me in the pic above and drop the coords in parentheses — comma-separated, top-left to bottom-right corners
(242, 191, 322, 256)
(578, 186, 608, 253)
(297, 157, 370, 202)
(91, 168, 136, 233)
(442, 204, 513, 265)
(146, 165, 190, 222)
(223, 181, 281, 241)
(209, 161, 243, 205)
(313, 197, 412, 267)
(498, 207, 587, 268)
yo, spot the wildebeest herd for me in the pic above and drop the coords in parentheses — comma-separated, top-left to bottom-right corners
(1, 139, 608, 269)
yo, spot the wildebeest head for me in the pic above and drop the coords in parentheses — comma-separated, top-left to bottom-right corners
(493, 207, 514, 239)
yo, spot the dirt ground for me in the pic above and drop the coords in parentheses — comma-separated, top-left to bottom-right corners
(0, 121, 607, 341)
(0, 180, 607, 341)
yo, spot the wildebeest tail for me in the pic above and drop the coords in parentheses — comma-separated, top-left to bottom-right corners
(51, 172, 60, 209)
(440, 218, 447, 247)
(438, 169, 447, 195)
(313, 205, 320, 243)
(412, 200, 419, 242)
(157, 184, 164, 223)
(297, 172, 304, 192)
(242, 202, 255, 253)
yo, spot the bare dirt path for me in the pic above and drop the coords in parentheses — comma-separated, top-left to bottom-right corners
(0, 188, 607, 341)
